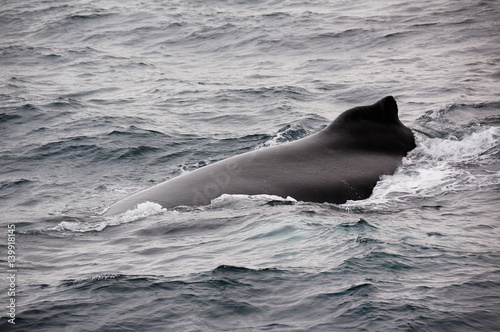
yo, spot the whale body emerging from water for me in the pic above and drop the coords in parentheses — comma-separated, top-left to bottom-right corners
(103, 96, 415, 215)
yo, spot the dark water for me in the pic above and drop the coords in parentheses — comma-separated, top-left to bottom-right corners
(1, 0, 500, 331)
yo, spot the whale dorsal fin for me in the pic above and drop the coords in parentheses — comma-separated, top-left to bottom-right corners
(323, 96, 415, 154)
(327, 96, 401, 131)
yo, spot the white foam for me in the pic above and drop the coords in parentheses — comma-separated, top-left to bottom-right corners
(342, 127, 500, 211)
(210, 193, 297, 208)
(416, 127, 498, 163)
(52, 201, 166, 233)
(117, 201, 166, 222)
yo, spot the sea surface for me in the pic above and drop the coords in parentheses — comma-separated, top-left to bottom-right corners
(1, 0, 500, 331)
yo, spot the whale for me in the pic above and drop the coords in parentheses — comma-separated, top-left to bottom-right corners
(103, 96, 415, 215)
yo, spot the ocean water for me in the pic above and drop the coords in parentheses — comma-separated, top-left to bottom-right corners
(1, 0, 500, 331)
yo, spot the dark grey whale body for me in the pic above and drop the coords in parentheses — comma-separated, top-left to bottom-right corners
(103, 96, 415, 215)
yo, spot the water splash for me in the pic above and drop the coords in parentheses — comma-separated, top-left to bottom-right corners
(209, 193, 297, 209)
(342, 127, 500, 211)
(52, 201, 166, 232)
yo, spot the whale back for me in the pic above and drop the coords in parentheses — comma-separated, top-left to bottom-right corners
(103, 96, 417, 215)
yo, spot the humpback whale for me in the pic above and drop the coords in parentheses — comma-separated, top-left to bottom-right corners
(103, 96, 415, 215)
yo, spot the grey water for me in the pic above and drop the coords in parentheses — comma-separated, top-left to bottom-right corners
(1, 0, 500, 331)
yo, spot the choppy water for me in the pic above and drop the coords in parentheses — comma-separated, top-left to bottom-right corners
(1, 0, 500, 331)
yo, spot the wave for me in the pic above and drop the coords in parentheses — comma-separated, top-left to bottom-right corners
(210, 193, 297, 208)
(414, 101, 500, 137)
(52, 201, 166, 233)
(0, 178, 33, 190)
(13, 261, 500, 332)
(259, 122, 311, 147)
(49, 194, 297, 234)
